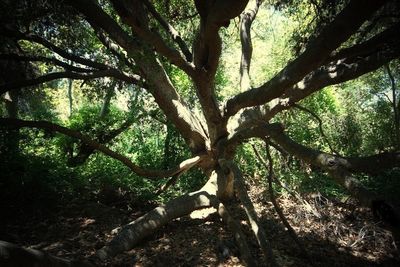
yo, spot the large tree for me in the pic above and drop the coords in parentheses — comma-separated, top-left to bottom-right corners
(1, 0, 400, 265)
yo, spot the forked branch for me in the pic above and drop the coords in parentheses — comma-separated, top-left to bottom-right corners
(225, 0, 388, 117)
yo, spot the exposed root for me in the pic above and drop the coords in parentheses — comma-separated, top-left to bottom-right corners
(219, 159, 277, 267)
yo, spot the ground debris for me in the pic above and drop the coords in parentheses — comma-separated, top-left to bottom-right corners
(1, 189, 399, 266)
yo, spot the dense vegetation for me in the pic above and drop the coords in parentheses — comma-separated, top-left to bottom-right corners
(1, 0, 399, 266)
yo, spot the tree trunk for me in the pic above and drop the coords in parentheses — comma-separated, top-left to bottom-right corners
(385, 64, 399, 149)
(3, 90, 20, 155)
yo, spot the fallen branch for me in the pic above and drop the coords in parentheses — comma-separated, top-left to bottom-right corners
(0, 118, 205, 179)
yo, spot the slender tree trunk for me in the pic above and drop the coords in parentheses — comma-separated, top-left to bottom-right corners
(385, 64, 399, 149)
(99, 82, 116, 119)
(67, 78, 73, 117)
(3, 90, 20, 154)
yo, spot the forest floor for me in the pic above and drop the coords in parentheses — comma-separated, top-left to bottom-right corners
(2, 182, 400, 267)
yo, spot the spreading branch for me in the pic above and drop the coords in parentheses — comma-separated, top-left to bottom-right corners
(239, 0, 263, 92)
(69, 0, 208, 152)
(2, 28, 109, 70)
(231, 123, 400, 206)
(225, 0, 388, 117)
(231, 25, 400, 129)
(0, 54, 94, 73)
(0, 118, 205, 179)
(109, 0, 195, 76)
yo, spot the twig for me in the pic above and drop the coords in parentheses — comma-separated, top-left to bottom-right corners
(252, 144, 321, 218)
(292, 104, 340, 155)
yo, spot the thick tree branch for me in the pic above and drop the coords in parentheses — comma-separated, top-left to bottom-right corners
(97, 172, 224, 260)
(232, 123, 400, 206)
(329, 22, 400, 62)
(225, 0, 388, 117)
(191, 0, 249, 143)
(231, 123, 400, 176)
(239, 0, 262, 92)
(231, 26, 400, 130)
(0, 118, 206, 179)
(69, 0, 207, 152)
(109, 0, 195, 76)
(67, 0, 140, 53)
(93, 26, 137, 72)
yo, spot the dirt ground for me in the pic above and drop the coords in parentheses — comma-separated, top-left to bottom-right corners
(1, 184, 399, 267)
